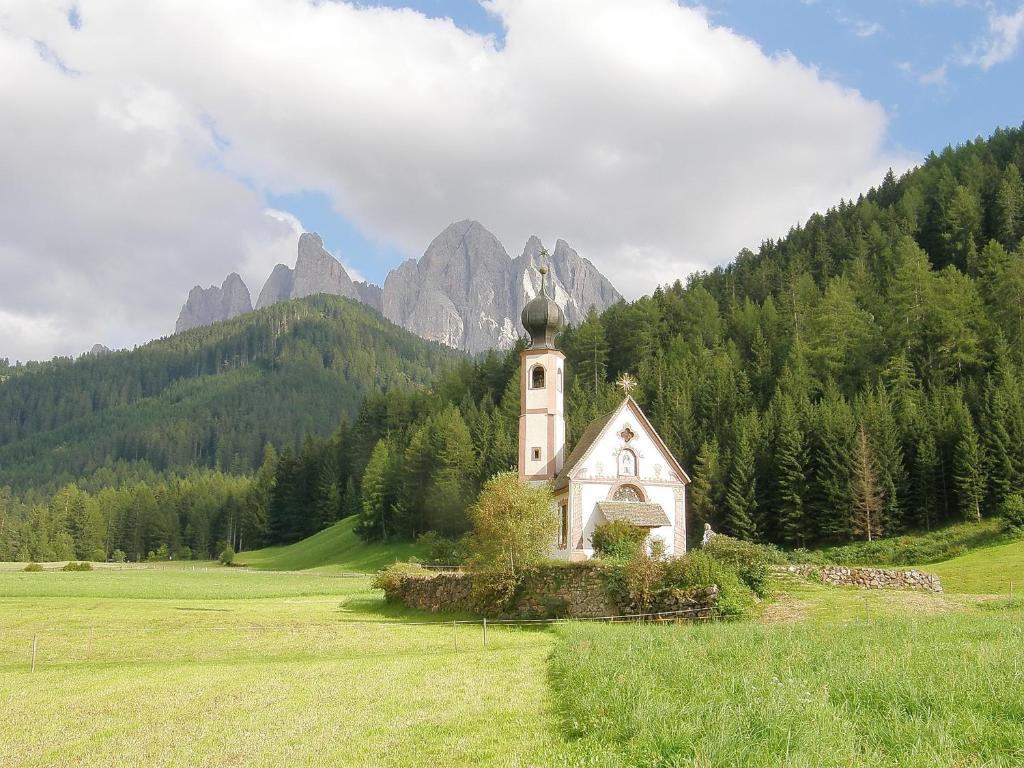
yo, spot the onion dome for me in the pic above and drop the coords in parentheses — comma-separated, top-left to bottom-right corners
(521, 266, 564, 349)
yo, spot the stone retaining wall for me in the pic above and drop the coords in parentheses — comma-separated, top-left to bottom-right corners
(779, 564, 943, 592)
(385, 564, 720, 619)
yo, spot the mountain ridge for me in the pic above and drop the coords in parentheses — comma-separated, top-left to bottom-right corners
(175, 220, 622, 354)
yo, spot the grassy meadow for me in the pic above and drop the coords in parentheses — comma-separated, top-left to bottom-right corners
(0, 568, 575, 767)
(238, 516, 426, 572)
(2, 523, 1023, 767)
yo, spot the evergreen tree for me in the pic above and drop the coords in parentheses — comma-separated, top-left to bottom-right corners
(689, 438, 722, 535)
(358, 439, 393, 541)
(850, 425, 884, 541)
(772, 398, 807, 546)
(723, 419, 758, 540)
(953, 418, 986, 523)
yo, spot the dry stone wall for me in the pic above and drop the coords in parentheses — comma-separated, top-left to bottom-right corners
(385, 564, 720, 619)
(779, 565, 943, 592)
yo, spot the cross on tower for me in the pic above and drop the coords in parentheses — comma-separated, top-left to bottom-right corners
(616, 372, 637, 396)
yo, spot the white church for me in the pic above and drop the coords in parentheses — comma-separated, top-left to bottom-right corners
(518, 267, 690, 560)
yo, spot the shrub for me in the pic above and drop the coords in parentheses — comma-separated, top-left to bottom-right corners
(23, 562, 43, 572)
(371, 561, 433, 601)
(219, 545, 235, 565)
(465, 472, 556, 614)
(623, 548, 663, 610)
(111, 549, 127, 563)
(592, 520, 649, 561)
(416, 531, 468, 566)
(88, 548, 107, 563)
(1001, 494, 1024, 533)
(660, 551, 754, 617)
(62, 561, 93, 571)
(703, 535, 780, 598)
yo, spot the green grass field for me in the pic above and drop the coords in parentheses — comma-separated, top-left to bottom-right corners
(0, 568, 575, 767)
(3, 522, 1022, 767)
(238, 516, 426, 572)
(928, 537, 1024, 594)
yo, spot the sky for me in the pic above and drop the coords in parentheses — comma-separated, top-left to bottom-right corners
(1, 0, 1023, 362)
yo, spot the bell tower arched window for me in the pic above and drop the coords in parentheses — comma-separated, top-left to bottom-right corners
(530, 364, 545, 389)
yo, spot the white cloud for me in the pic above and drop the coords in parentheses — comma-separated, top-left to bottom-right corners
(852, 20, 883, 38)
(0, 0, 906, 361)
(961, 4, 1024, 69)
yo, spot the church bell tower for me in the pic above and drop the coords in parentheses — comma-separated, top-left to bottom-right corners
(519, 266, 566, 485)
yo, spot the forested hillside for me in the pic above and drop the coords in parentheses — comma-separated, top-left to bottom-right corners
(2, 126, 1024, 563)
(0, 295, 456, 492)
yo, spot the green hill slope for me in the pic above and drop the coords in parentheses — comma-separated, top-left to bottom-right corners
(928, 538, 1024, 594)
(0, 295, 458, 492)
(239, 516, 425, 572)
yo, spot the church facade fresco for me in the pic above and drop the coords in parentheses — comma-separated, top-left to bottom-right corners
(517, 265, 690, 560)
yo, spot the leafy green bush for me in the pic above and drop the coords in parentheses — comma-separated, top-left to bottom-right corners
(661, 551, 754, 617)
(219, 545, 235, 565)
(600, 549, 755, 618)
(371, 561, 433, 601)
(465, 472, 556, 615)
(703, 535, 780, 598)
(88, 548, 107, 563)
(592, 521, 649, 561)
(111, 549, 127, 563)
(62, 561, 93, 571)
(1000, 494, 1024, 533)
(415, 531, 468, 565)
(23, 562, 43, 572)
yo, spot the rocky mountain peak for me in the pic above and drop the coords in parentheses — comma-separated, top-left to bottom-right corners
(176, 273, 253, 333)
(175, 222, 621, 354)
(291, 232, 358, 302)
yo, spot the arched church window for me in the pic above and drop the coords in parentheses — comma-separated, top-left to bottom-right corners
(557, 368, 563, 392)
(613, 484, 644, 502)
(530, 365, 545, 389)
(618, 449, 637, 477)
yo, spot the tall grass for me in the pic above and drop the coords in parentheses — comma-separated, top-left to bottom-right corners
(549, 607, 1024, 767)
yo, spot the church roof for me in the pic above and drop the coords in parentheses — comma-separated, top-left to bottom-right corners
(596, 501, 672, 528)
(552, 408, 618, 491)
(552, 396, 691, 491)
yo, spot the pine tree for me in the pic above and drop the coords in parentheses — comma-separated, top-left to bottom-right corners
(340, 476, 360, 520)
(864, 386, 909, 533)
(953, 419, 986, 522)
(358, 439, 392, 541)
(911, 431, 940, 532)
(723, 422, 758, 540)
(850, 425, 884, 542)
(807, 391, 855, 541)
(773, 398, 807, 546)
(690, 438, 722, 534)
(993, 163, 1023, 251)
(314, 460, 342, 528)
(566, 307, 609, 394)
(980, 377, 1014, 510)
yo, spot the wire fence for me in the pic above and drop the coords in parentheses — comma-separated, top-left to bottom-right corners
(1, 606, 719, 672)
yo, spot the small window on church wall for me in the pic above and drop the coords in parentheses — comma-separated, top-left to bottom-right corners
(531, 365, 545, 389)
(558, 502, 569, 549)
(557, 368, 563, 392)
(532, 447, 542, 461)
(618, 449, 637, 477)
